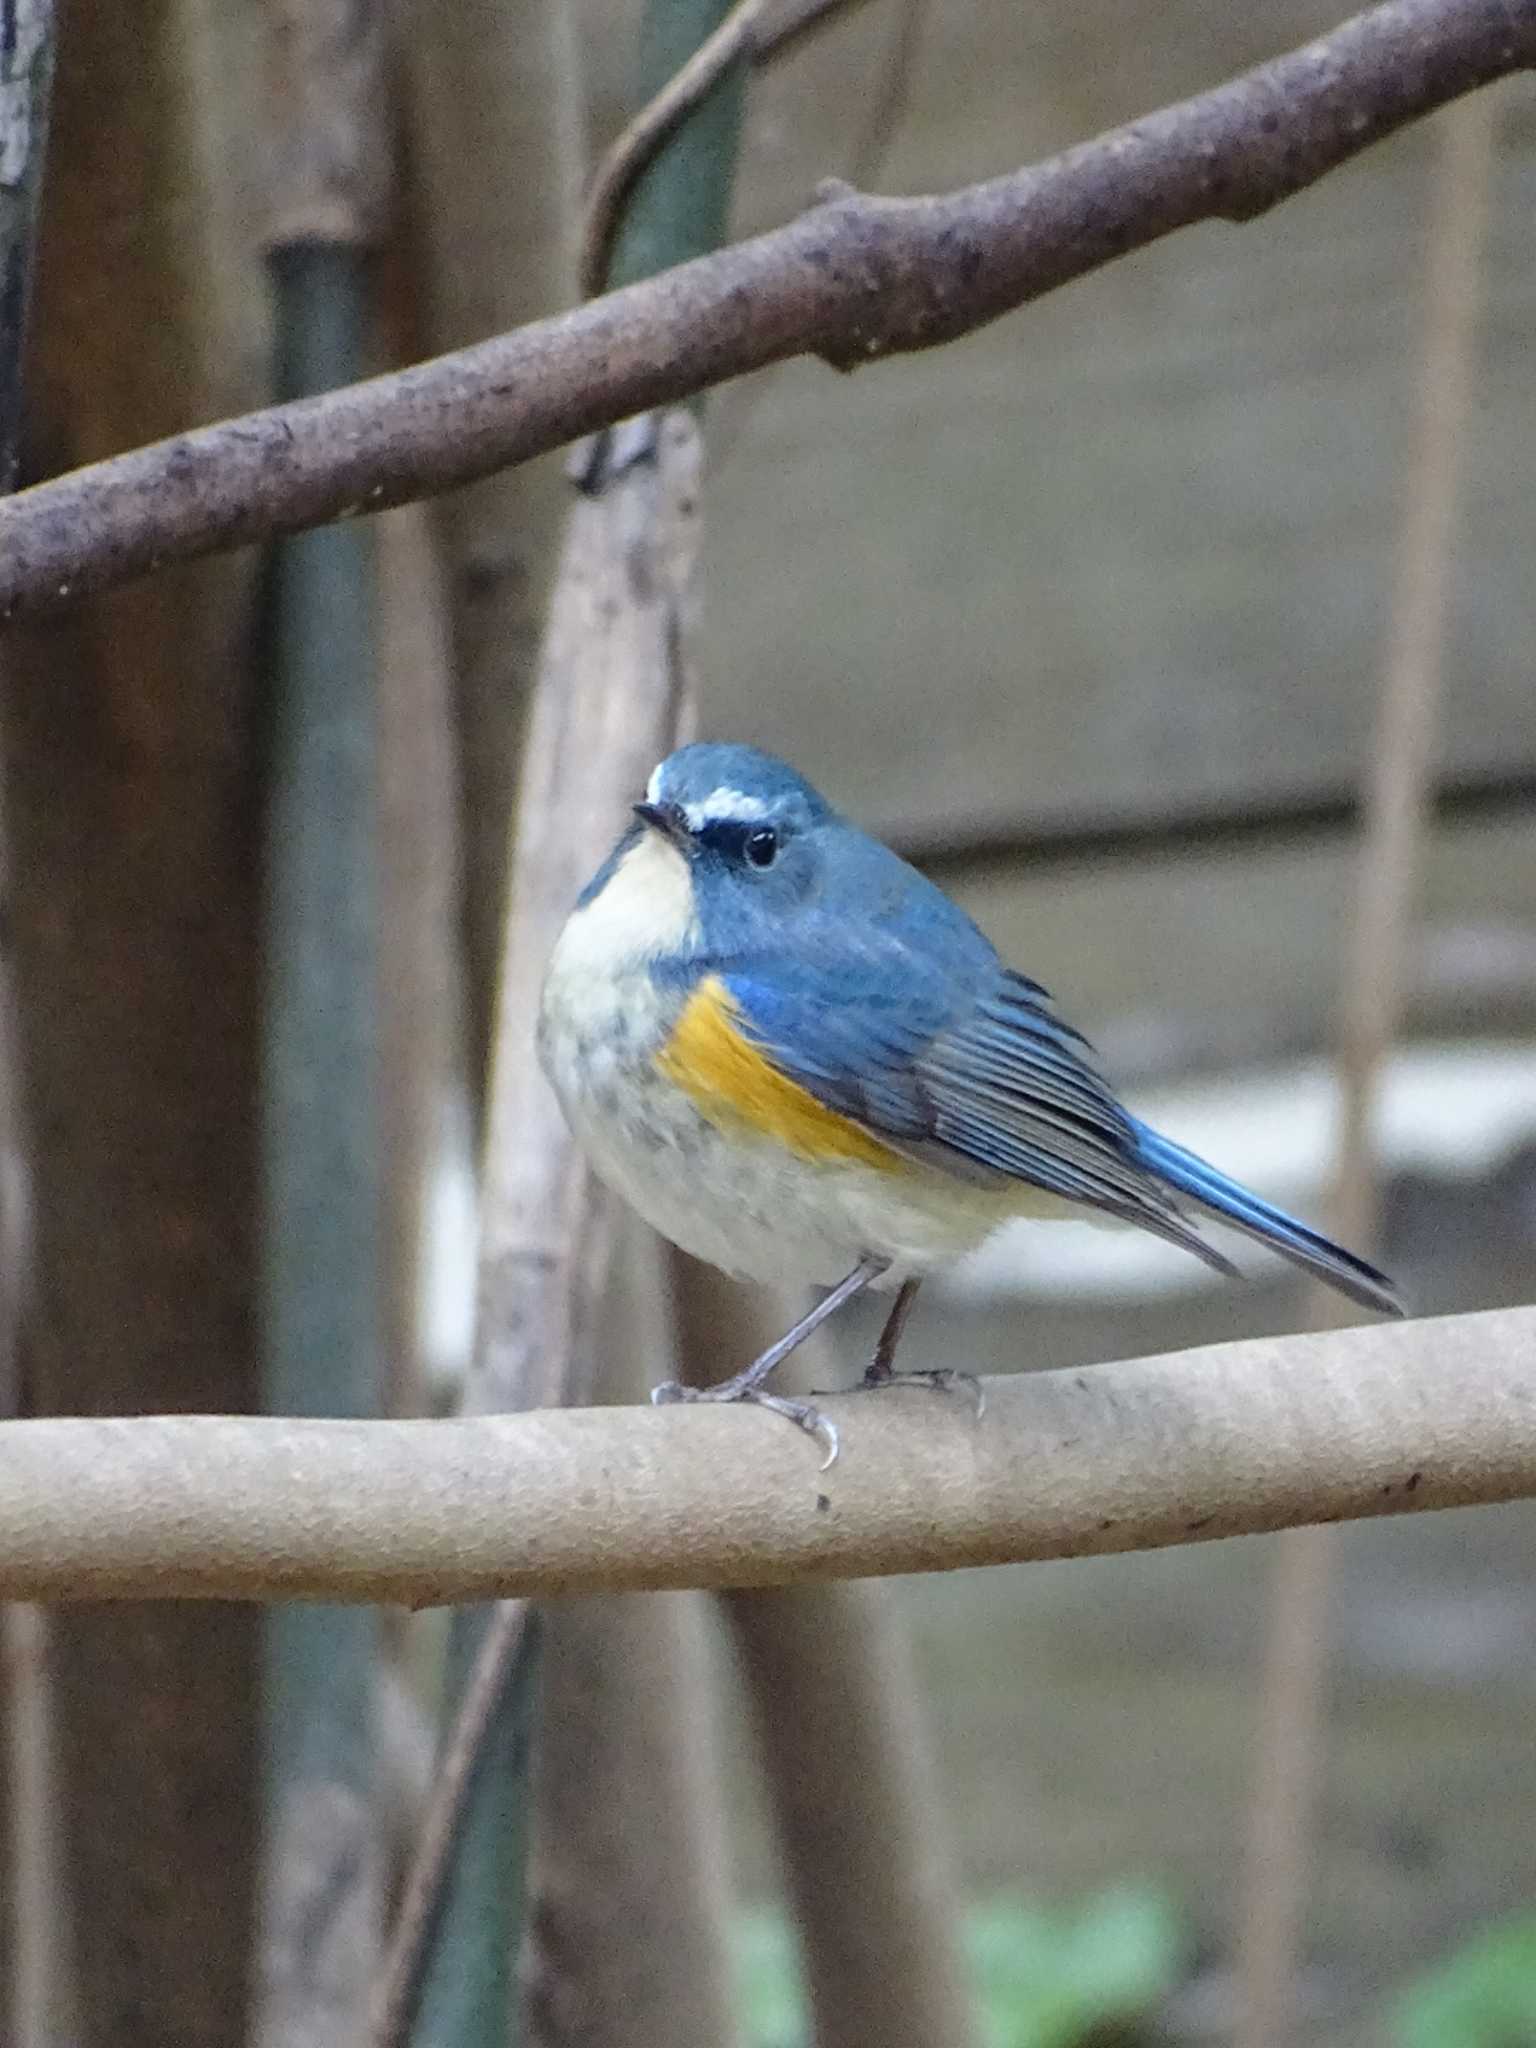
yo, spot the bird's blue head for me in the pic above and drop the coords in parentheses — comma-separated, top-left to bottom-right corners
(573, 743, 833, 967)
(639, 743, 829, 874)
(571, 741, 983, 989)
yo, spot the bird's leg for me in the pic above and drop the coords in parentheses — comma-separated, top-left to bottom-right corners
(863, 1277, 922, 1384)
(651, 1254, 888, 1469)
(856, 1277, 985, 1417)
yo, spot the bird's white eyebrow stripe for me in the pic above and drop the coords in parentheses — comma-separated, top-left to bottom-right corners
(683, 786, 768, 828)
(645, 762, 665, 802)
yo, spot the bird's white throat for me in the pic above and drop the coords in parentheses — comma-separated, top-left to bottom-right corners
(541, 827, 699, 1075)
(557, 828, 698, 975)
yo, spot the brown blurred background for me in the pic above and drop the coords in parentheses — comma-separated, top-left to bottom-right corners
(1, 3, 1532, 2045)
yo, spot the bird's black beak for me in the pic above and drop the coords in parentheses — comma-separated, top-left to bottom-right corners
(633, 799, 691, 848)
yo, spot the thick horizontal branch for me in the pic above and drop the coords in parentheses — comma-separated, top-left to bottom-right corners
(0, 1308, 1530, 1603)
(1, 0, 1529, 619)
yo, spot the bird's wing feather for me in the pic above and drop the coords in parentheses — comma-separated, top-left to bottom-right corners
(722, 935, 1238, 1273)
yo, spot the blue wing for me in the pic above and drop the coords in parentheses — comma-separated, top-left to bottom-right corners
(720, 913, 1241, 1276)
(721, 901, 1400, 1313)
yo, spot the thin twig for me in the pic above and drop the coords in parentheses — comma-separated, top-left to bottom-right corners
(1234, 94, 1496, 2048)
(368, 1600, 529, 2048)
(579, 0, 764, 298)
(0, 0, 1525, 621)
(578, 0, 874, 296)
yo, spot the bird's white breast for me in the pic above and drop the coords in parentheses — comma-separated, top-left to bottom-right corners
(538, 828, 700, 1185)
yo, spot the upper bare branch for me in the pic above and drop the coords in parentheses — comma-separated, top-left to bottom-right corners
(0, 0, 1527, 621)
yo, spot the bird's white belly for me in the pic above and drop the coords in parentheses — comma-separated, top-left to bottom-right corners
(539, 957, 1013, 1295)
(554, 1057, 1015, 1290)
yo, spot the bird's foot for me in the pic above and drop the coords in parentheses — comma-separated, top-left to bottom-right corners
(650, 1377, 840, 1470)
(855, 1363, 986, 1419)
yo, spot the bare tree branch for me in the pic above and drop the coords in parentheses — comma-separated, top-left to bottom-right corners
(0, 1307, 1527, 1603)
(0, 0, 1526, 621)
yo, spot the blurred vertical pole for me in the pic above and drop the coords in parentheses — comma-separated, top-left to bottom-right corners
(522, 1222, 740, 2048)
(402, 1, 583, 1122)
(1234, 94, 1496, 2048)
(681, 1265, 977, 2048)
(0, 8, 51, 2035)
(0, 0, 52, 493)
(410, 410, 729, 2048)
(401, 9, 748, 2046)
(374, 494, 464, 1428)
(386, 9, 583, 2042)
(257, 5, 390, 2044)
(0, 2, 268, 2039)
(517, 10, 749, 2042)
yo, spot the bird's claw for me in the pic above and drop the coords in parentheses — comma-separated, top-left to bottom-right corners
(648, 1377, 840, 1469)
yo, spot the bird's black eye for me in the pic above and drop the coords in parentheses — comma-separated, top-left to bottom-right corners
(745, 826, 779, 869)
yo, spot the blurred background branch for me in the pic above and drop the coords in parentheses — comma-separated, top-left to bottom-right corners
(398, 0, 582, 1115)
(679, 1263, 976, 2048)
(1235, 90, 1497, 2048)
(0, 6, 51, 2037)
(0, 0, 1527, 618)
(0, 5, 271, 2040)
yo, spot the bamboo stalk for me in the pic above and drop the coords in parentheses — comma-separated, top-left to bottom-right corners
(508, 12, 749, 2038)
(258, 242, 386, 2046)
(257, 6, 392, 2042)
(380, 400, 711, 2047)
(399, 394, 710, 2044)
(0, 0, 53, 491)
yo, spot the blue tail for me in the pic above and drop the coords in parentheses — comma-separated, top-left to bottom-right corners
(1130, 1120, 1403, 1317)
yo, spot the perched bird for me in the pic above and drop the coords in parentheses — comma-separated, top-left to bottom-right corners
(539, 743, 1402, 1462)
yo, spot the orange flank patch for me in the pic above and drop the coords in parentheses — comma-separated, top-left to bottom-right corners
(655, 975, 903, 1170)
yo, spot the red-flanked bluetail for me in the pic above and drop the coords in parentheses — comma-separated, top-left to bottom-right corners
(540, 744, 1403, 1464)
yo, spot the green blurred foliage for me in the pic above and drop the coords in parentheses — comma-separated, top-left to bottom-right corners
(735, 1885, 1186, 2048)
(1393, 1915, 1536, 2048)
